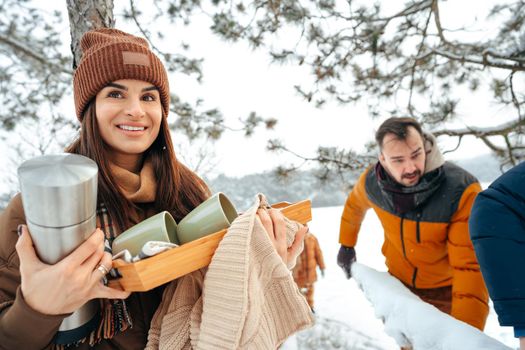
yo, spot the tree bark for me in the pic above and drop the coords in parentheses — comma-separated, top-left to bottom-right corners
(65, 0, 115, 69)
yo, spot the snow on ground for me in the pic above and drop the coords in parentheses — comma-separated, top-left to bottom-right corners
(282, 206, 516, 350)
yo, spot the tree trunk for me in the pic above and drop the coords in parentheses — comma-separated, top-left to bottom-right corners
(66, 0, 115, 69)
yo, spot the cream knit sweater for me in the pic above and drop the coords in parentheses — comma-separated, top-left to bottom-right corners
(145, 194, 314, 349)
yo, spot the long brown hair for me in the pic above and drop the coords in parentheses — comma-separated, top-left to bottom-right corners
(65, 100, 210, 231)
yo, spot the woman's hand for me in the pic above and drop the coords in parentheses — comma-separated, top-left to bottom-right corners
(257, 208, 307, 266)
(16, 225, 130, 315)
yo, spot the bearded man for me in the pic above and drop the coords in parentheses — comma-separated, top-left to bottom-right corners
(337, 117, 488, 331)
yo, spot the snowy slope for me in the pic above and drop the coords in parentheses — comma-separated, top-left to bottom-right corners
(282, 206, 516, 350)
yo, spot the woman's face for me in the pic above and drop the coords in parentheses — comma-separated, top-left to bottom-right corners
(95, 79, 162, 166)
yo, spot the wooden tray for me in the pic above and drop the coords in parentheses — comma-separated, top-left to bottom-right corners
(109, 199, 312, 292)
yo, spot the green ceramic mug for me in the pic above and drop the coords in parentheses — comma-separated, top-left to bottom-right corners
(176, 192, 238, 244)
(111, 211, 178, 256)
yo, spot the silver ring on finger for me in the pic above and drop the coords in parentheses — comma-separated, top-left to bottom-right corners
(97, 263, 110, 276)
(96, 264, 109, 285)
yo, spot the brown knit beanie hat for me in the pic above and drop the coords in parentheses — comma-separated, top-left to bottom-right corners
(73, 28, 170, 121)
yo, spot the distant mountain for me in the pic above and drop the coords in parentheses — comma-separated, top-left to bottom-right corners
(451, 153, 503, 183)
(206, 170, 357, 210)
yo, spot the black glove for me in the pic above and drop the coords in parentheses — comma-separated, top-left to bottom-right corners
(337, 245, 356, 279)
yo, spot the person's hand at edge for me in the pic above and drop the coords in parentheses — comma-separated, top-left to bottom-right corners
(257, 208, 308, 266)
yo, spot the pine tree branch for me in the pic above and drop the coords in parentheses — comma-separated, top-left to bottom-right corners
(484, 49, 525, 64)
(479, 136, 506, 157)
(510, 72, 524, 128)
(432, 0, 525, 66)
(408, 6, 433, 117)
(431, 0, 479, 51)
(441, 135, 463, 155)
(434, 118, 525, 165)
(504, 134, 517, 165)
(0, 32, 72, 75)
(334, 0, 433, 24)
(129, 0, 163, 55)
(433, 118, 525, 137)
(416, 48, 524, 71)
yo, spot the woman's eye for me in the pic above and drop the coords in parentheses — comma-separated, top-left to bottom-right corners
(142, 94, 156, 102)
(107, 91, 123, 98)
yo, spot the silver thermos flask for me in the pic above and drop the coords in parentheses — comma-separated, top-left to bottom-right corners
(18, 153, 100, 344)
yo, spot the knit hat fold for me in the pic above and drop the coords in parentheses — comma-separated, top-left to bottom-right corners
(73, 28, 170, 121)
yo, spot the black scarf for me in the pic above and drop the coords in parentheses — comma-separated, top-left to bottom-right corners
(375, 162, 445, 214)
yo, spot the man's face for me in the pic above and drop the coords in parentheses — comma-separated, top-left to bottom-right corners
(379, 126, 426, 187)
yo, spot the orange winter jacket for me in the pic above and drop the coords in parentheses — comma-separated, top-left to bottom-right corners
(339, 162, 489, 330)
(293, 233, 325, 287)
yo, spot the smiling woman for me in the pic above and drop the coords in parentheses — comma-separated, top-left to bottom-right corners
(0, 28, 210, 349)
(0, 28, 307, 349)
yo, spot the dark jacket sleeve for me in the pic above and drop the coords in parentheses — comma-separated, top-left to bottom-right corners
(0, 194, 65, 350)
(469, 162, 525, 328)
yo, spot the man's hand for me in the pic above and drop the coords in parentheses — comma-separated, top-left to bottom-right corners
(337, 245, 356, 279)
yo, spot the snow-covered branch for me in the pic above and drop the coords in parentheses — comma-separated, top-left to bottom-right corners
(429, 0, 525, 71)
(433, 118, 525, 137)
(351, 263, 511, 350)
(433, 118, 525, 166)
(416, 48, 524, 71)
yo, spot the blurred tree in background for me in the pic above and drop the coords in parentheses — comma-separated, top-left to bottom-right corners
(204, 0, 524, 172)
(0, 0, 523, 208)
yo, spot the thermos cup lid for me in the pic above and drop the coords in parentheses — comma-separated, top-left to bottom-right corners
(18, 153, 98, 227)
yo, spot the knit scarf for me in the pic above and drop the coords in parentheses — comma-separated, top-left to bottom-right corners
(376, 163, 444, 214)
(53, 158, 157, 349)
